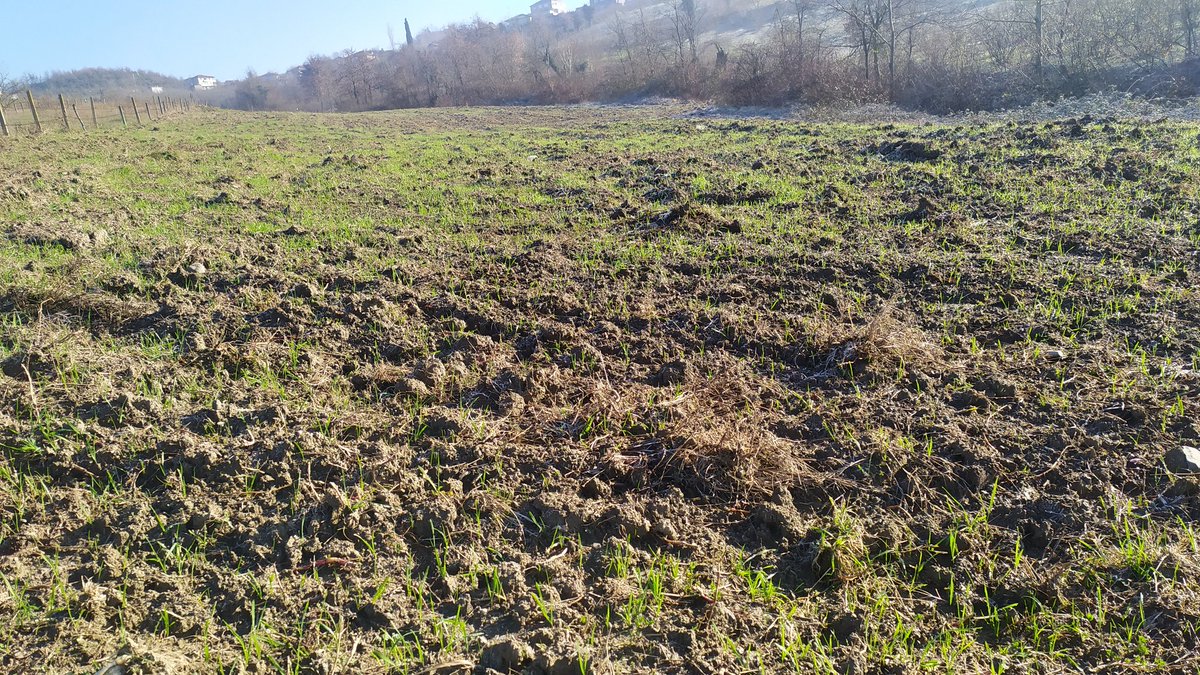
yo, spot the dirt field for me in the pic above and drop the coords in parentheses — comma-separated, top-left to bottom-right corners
(1, 107, 1198, 674)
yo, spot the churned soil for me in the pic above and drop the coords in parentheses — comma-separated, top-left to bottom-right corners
(1, 107, 1198, 673)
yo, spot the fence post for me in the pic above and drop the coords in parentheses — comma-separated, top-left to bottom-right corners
(58, 94, 70, 131)
(26, 91, 41, 133)
(0, 100, 8, 137)
(71, 103, 86, 130)
(119, 106, 127, 128)
(145, 101, 152, 121)
(89, 97, 98, 127)
(131, 97, 141, 124)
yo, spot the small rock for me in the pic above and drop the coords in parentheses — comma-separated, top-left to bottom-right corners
(498, 391, 525, 415)
(411, 358, 447, 387)
(1166, 446, 1200, 474)
(394, 378, 430, 397)
(187, 502, 223, 531)
(1042, 349, 1066, 362)
(90, 229, 110, 248)
(480, 638, 535, 671)
(446, 360, 471, 380)
(1, 354, 28, 379)
(593, 320, 621, 336)
(424, 410, 462, 438)
(653, 360, 689, 386)
(290, 283, 318, 299)
(460, 334, 495, 350)
(185, 262, 207, 276)
(189, 333, 208, 352)
(651, 517, 679, 540)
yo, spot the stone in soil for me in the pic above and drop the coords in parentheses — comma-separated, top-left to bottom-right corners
(1166, 446, 1200, 473)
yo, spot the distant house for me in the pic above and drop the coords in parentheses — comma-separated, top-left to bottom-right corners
(187, 75, 218, 90)
(501, 14, 531, 29)
(530, 0, 566, 18)
(150, 86, 164, 94)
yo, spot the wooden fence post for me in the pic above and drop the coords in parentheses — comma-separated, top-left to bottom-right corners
(58, 94, 70, 131)
(26, 91, 41, 133)
(89, 98, 98, 127)
(71, 104, 86, 130)
(145, 101, 152, 121)
(0, 100, 8, 137)
(119, 106, 127, 128)
(131, 97, 141, 124)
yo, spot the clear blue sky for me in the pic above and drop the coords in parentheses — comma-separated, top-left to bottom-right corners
(2, 0, 575, 82)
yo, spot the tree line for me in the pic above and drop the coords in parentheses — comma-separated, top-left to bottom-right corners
(34, 0, 1197, 114)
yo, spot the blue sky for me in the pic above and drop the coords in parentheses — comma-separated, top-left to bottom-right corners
(2, 0, 574, 81)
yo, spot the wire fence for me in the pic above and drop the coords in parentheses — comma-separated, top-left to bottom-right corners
(0, 91, 193, 137)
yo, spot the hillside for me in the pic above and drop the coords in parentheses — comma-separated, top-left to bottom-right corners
(28, 67, 192, 98)
(207, 0, 1199, 114)
(22, 0, 1197, 114)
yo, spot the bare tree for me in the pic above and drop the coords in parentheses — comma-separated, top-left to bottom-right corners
(610, 13, 640, 79)
(194, 0, 1200, 115)
(1184, 0, 1199, 57)
(299, 56, 336, 111)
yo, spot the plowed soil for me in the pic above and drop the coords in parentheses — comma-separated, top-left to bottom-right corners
(1, 108, 1199, 674)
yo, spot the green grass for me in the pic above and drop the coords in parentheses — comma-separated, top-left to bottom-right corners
(0, 107, 1197, 673)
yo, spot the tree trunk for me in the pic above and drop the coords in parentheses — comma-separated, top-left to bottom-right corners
(1185, 0, 1197, 57)
(1034, 0, 1044, 85)
(887, 0, 897, 101)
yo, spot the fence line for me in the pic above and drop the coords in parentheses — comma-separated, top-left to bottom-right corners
(0, 90, 194, 137)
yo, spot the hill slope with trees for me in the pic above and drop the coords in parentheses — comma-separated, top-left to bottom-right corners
(210, 0, 1200, 113)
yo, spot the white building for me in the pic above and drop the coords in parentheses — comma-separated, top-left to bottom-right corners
(501, 14, 531, 28)
(530, 0, 566, 17)
(187, 75, 218, 90)
(150, 86, 164, 94)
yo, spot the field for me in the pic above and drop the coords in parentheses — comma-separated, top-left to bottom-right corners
(1, 107, 1199, 674)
